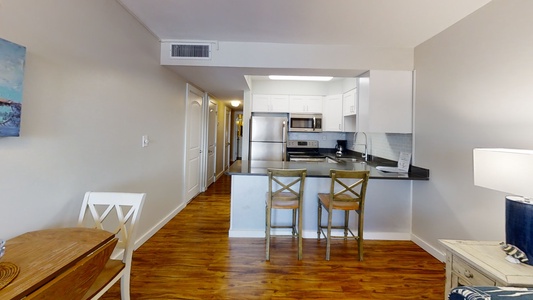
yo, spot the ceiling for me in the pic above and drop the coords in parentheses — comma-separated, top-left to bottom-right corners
(118, 0, 491, 108)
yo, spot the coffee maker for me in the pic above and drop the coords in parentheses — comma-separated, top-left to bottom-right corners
(335, 140, 347, 156)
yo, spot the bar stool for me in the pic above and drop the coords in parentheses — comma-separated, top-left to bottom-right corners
(266, 168, 307, 261)
(317, 169, 370, 260)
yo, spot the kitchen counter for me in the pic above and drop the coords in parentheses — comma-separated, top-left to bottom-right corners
(227, 154, 429, 180)
(226, 153, 429, 239)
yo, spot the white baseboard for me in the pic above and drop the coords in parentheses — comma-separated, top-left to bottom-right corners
(215, 171, 225, 181)
(411, 233, 446, 262)
(133, 201, 187, 250)
(229, 229, 411, 240)
(229, 230, 265, 238)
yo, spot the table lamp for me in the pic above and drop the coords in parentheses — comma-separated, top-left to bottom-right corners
(473, 148, 533, 265)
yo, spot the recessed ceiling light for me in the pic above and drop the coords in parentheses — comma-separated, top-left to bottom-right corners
(230, 100, 240, 107)
(268, 75, 333, 81)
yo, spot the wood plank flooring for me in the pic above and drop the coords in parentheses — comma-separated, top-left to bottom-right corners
(100, 175, 445, 299)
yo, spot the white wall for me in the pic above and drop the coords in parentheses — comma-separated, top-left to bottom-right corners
(162, 41, 414, 71)
(251, 77, 357, 96)
(0, 0, 188, 243)
(412, 0, 533, 259)
(251, 79, 331, 95)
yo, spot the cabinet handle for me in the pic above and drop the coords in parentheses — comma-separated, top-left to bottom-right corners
(464, 270, 474, 279)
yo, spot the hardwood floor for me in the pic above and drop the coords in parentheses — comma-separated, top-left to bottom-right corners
(101, 175, 445, 299)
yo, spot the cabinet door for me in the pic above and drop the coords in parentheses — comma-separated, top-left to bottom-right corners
(252, 94, 271, 112)
(289, 95, 323, 113)
(323, 95, 343, 132)
(252, 94, 289, 112)
(306, 96, 323, 113)
(289, 96, 308, 113)
(357, 71, 413, 133)
(269, 95, 289, 112)
(342, 89, 356, 116)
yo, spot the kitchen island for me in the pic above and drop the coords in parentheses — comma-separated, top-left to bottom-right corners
(227, 157, 429, 240)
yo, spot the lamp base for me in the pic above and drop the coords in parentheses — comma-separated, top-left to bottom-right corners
(506, 196, 533, 265)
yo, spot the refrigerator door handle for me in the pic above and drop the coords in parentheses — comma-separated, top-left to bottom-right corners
(282, 121, 287, 161)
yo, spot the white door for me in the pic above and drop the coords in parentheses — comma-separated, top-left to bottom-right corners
(224, 107, 231, 170)
(185, 84, 203, 202)
(206, 100, 217, 187)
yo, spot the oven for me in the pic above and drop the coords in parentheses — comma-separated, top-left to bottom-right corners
(287, 140, 326, 162)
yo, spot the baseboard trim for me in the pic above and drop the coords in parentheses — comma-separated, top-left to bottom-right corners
(134, 201, 187, 250)
(229, 230, 264, 238)
(229, 229, 411, 240)
(411, 233, 446, 262)
(215, 171, 225, 181)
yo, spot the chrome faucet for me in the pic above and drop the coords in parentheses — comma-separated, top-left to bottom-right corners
(353, 132, 368, 161)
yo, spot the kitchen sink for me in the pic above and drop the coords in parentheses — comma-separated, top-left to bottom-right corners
(325, 156, 367, 164)
(338, 157, 367, 164)
(326, 157, 339, 163)
(340, 158, 360, 162)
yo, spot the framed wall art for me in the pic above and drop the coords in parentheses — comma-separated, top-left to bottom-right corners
(0, 37, 26, 137)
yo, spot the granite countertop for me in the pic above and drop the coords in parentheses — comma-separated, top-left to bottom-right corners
(227, 150, 429, 180)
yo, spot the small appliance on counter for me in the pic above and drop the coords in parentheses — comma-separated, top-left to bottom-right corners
(335, 140, 347, 156)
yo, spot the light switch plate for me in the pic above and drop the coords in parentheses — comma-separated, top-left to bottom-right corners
(142, 135, 149, 147)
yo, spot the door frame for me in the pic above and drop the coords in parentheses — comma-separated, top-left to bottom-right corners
(232, 111, 243, 160)
(224, 107, 231, 171)
(184, 83, 205, 202)
(205, 97, 218, 188)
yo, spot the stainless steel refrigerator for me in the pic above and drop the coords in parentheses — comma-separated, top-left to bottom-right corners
(249, 115, 288, 161)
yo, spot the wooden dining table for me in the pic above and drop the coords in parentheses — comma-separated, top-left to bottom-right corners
(0, 227, 115, 300)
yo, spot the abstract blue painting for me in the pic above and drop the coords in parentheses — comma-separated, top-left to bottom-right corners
(0, 37, 26, 137)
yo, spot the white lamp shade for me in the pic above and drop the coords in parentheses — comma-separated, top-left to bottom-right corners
(473, 148, 533, 198)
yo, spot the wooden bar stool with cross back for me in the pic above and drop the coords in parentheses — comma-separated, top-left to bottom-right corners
(265, 168, 307, 261)
(317, 169, 370, 261)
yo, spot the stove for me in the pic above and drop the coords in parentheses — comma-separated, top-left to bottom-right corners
(287, 140, 326, 162)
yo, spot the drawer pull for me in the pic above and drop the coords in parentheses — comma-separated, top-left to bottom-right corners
(464, 270, 474, 279)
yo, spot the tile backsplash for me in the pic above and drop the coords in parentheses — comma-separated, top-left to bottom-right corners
(288, 132, 412, 161)
(350, 132, 412, 161)
(288, 132, 347, 149)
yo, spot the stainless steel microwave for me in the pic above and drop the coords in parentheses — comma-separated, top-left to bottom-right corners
(289, 113, 322, 132)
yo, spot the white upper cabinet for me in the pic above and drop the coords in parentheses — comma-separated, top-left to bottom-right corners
(289, 95, 323, 113)
(342, 88, 357, 116)
(252, 94, 289, 112)
(323, 94, 343, 132)
(357, 70, 413, 133)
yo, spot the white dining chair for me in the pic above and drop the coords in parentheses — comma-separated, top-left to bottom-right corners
(78, 192, 145, 300)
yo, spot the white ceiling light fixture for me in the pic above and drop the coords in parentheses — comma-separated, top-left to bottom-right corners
(268, 75, 333, 81)
(230, 100, 240, 107)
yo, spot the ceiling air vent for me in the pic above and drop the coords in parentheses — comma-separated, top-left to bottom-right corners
(171, 43, 211, 59)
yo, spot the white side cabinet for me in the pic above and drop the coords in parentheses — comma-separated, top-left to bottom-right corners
(252, 94, 289, 113)
(289, 95, 323, 113)
(357, 70, 413, 133)
(440, 239, 533, 299)
(342, 89, 356, 116)
(323, 94, 343, 132)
